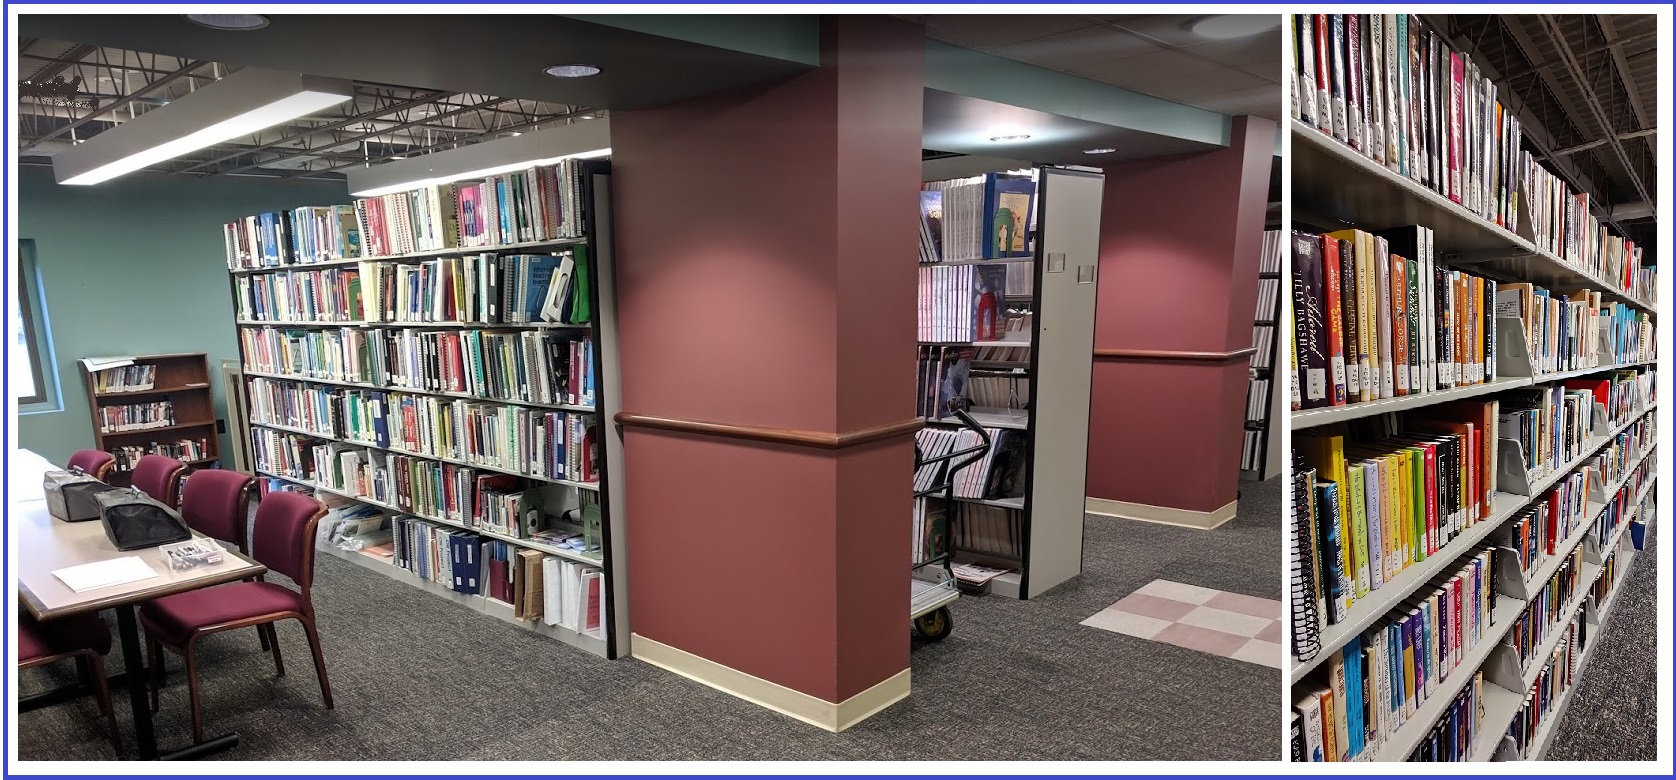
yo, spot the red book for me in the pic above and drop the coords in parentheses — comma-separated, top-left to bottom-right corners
(1449, 52, 1464, 204)
(1321, 235, 1348, 405)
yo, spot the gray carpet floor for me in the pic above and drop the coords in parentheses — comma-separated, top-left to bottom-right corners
(1545, 520, 1659, 761)
(20, 477, 1281, 761)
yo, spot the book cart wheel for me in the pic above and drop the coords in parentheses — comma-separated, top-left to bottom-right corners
(913, 606, 952, 641)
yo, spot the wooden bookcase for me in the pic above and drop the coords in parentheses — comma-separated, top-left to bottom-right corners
(914, 165, 1104, 600)
(81, 352, 220, 485)
(221, 161, 628, 660)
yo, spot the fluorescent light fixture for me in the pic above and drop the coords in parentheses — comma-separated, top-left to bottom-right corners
(55, 69, 352, 185)
(1083, 147, 1116, 155)
(989, 134, 1031, 142)
(1189, 15, 1280, 39)
(346, 118, 612, 197)
(545, 64, 602, 78)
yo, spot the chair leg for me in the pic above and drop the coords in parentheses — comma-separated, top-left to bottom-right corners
(262, 623, 285, 677)
(84, 653, 127, 760)
(300, 617, 333, 710)
(258, 627, 271, 652)
(184, 647, 205, 745)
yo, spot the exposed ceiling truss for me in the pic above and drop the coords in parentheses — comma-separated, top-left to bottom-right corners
(16, 38, 603, 182)
(1441, 14, 1657, 254)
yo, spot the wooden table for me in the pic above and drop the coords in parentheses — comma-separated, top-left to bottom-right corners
(15, 450, 266, 760)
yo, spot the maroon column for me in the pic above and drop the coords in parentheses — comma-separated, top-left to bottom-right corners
(608, 16, 923, 725)
(1085, 116, 1276, 523)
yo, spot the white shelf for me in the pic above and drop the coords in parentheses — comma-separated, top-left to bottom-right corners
(228, 237, 588, 275)
(953, 495, 1025, 509)
(922, 407, 1030, 430)
(236, 319, 588, 330)
(316, 541, 606, 656)
(1293, 377, 1530, 430)
(249, 419, 601, 491)
(242, 369, 595, 413)
(1292, 404, 1657, 677)
(273, 469, 600, 566)
(1293, 363, 1654, 431)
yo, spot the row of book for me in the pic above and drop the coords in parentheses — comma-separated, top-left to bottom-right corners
(1592, 448, 1654, 549)
(93, 364, 156, 393)
(1499, 469, 1588, 584)
(1292, 225, 1499, 410)
(1506, 548, 1582, 671)
(247, 377, 599, 483)
(1295, 399, 1497, 622)
(233, 250, 595, 327)
(1291, 15, 1522, 232)
(1524, 153, 1652, 295)
(111, 440, 212, 471)
(1588, 403, 1653, 491)
(239, 325, 596, 408)
(1500, 385, 1595, 479)
(918, 263, 1010, 343)
(1293, 547, 1497, 762)
(911, 498, 947, 566)
(954, 502, 1024, 561)
(1499, 283, 1655, 374)
(1590, 550, 1621, 613)
(234, 267, 366, 323)
(1504, 616, 1581, 759)
(359, 250, 592, 325)
(912, 426, 1027, 501)
(920, 173, 1036, 263)
(1289, 14, 1656, 309)
(224, 161, 587, 269)
(98, 401, 176, 433)
(389, 517, 603, 637)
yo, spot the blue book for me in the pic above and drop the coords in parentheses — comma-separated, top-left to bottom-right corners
(1344, 635, 1363, 757)
(983, 174, 1036, 258)
(517, 255, 563, 323)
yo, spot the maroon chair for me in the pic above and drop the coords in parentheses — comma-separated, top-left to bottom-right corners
(142, 491, 333, 743)
(20, 613, 126, 758)
(178, 469, 256, 553)
(67, 449, 117, 482)
(130, 455, 186, 508)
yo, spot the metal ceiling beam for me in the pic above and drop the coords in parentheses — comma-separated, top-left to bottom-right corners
(1494, 28, 1658, 82)
(1593, 15, 1649, 131)
(19, 58, 206, 152)
(19, 52, 182, 79)
(301, 107, 592, 176)
(1541, 127, 1658, 159)
(23, 43, 95, 82)
(210, 96, 522, 177)
(174, 89, 456, 173)
(1539, 14, 1652, 216)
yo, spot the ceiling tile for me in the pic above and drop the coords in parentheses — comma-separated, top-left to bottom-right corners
(1198, 85, 1284, 119)
(1184, 34, 1284, 76)
(1078, 49, 1272, 102)
(920, 15, 1101, 50)
(990, 25, 1165, 70)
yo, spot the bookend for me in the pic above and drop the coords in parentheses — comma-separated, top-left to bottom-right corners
(1496, 438, 1536, 497)
(1495, 316, 1535, 378)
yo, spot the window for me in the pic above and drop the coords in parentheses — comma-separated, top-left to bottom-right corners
(15, 240, 54, 408)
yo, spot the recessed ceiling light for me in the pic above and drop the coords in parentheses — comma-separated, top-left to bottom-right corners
(510, 132, 523, 137)
(989, 134, 1031, 142)
(186, 14, 269, 31)
(1083, 147, 1117, 155)
(1189, 15, 1280, 40)
(580, 114, 598, 120)
(390, 155, 406, 160)
(545, 64, 602, 79)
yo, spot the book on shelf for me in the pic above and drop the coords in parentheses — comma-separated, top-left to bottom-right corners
(94, 364, 157, 393)
(224, 161, 586, 270)
(1294, 545, 1497, 761)
(921, 172, 1036, 263)
(917, 263, 1010, 343)
(98, 401, 177, 433)
(1293, 225, 1505, 410)
(110, 440, 212, 471)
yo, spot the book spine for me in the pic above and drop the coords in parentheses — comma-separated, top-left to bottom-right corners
(1329, 15, 1350, 143)
(1322, 237, 1349, 405)
(1345, 13, 1364, 151)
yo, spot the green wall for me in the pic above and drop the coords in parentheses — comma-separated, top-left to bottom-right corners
(16, 166, 347, 465)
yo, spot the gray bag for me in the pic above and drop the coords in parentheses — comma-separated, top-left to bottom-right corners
(43, 468, 113, 523)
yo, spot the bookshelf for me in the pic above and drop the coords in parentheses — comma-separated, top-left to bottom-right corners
(80, 352, 220, 483)
(1244, 229, 1285, 480)
(913, 165, 1103, 599)
(223, 160, 629, 659)
(1286, 13, 1659, 763)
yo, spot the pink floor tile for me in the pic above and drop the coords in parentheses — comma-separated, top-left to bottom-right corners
(1111, 592, 1197, 622)
(1205, 590, 1282, 619)
(1256, 620, 1282, 644)
(1152, 622, 1251, 657)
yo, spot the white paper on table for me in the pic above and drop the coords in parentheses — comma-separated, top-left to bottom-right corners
(52, 557, 160, 593)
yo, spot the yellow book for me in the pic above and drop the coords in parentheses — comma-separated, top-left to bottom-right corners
(1347, 463, 1372, 597)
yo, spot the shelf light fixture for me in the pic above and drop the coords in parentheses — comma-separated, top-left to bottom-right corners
(345, 117, 611, 197)
(989, 134, 1032, 142)
(54, 69, 353, 185)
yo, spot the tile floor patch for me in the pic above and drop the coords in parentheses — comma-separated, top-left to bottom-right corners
(1083, 579, 1282, 668)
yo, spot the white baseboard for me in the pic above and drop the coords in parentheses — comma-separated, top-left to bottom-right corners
(629, 633, 910, 731)
(1085, 496, 1239, 530)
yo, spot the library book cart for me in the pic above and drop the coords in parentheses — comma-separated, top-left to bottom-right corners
(221, 159, 631, 659)
(1287, 44, 1658, 764)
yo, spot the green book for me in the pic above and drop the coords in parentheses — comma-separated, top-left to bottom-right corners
(1348, 463, 1372, 598)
